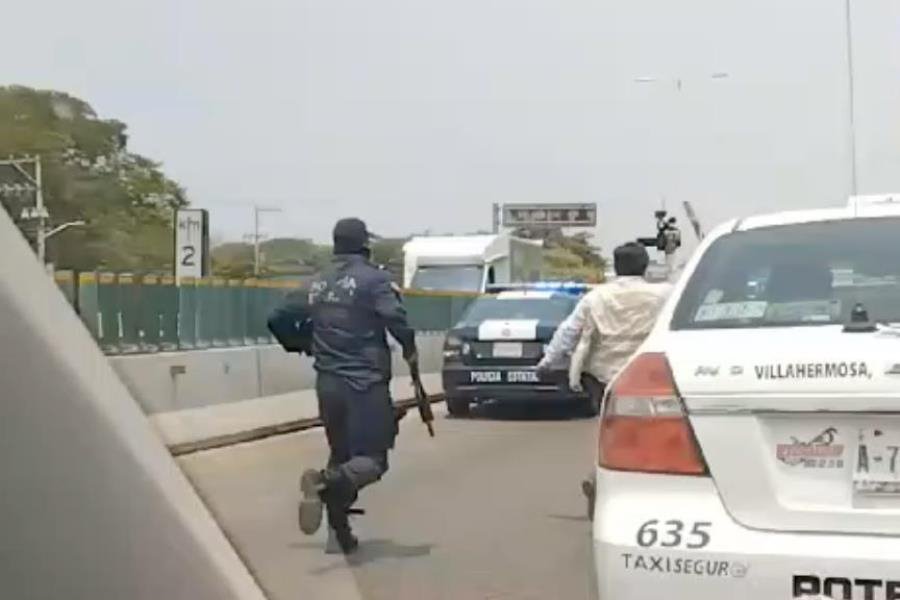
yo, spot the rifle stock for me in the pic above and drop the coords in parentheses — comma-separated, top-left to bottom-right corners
(409, 362, 435, 437)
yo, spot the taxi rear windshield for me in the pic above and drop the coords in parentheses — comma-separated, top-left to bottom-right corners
(460, 296, 576, 325)
(672, 218, 900, 330)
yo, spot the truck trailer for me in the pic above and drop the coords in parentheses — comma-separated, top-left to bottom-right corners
(402, 233, 542, 293)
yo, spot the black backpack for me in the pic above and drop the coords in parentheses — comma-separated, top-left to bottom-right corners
(267, 303, 313, 355)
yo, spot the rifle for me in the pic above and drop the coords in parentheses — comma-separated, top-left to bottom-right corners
(408, 360, 435, 437)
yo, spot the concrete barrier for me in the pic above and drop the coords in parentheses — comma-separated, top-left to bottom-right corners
(1, 209, 265, 599)
(256, 344, 317, 397)
(110, 347, 261, 414)
(110, 333, 446, 415)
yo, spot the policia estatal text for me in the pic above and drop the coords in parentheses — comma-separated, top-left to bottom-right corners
(268, 218, 418, 554)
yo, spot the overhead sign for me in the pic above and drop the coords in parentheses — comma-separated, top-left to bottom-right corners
(501, 203, 597, 228)
(174, 209, 209, 281)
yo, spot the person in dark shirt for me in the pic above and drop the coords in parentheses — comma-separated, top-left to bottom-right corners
(268, 218, 417, 553)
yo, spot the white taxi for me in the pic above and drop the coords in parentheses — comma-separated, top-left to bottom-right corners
(593, 195, 900, 599)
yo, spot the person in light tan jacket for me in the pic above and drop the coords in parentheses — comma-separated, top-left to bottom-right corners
(568, 242, 671, 414)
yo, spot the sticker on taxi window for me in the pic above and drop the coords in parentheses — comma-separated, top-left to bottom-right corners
(694, 301, 768, 322)
(701, 289, 725, 304)
(764, 300, 841, 324)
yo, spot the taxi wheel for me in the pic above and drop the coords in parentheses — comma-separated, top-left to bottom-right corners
(446, 397, 471, 417)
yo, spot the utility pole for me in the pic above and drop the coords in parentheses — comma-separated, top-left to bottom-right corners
(0, 155, 52, 263)
(246, 205, 282, 276)
(253, 206, 260, 275)
(34, 155, 46, 263)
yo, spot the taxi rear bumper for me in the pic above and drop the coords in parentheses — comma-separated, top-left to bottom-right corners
(593, 467, 900, 599)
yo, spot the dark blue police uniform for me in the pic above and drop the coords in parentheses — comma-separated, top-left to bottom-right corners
(268, 218, 417, 552)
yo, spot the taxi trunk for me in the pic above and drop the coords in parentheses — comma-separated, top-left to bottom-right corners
(667, 326, 900, 535)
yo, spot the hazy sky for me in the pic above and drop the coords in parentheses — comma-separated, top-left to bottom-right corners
(4, 0, 900, 253)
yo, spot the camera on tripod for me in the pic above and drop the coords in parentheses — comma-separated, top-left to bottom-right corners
(637, 210, 681, 253)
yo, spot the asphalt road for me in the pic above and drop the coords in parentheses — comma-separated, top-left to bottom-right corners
(180, 401, 599, 600)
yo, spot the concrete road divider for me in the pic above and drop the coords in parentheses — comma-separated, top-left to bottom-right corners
(153, 373, 444, 455)
(109, 333, 446, 415)
(107, 333, 447, 453)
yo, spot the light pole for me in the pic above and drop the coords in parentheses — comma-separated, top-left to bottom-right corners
(844, 0, 859, 195)
(18, 211, 85, 263)
(631, 72, 729, 279)
(33, 219, 85, 272)
(45, 220, 86, 240)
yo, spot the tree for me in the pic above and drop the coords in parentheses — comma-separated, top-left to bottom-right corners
(0, 86, 187, 272)
(210, 242, 255, 278)
(210, 236, 410, 280)
(211, 237, 332, 278)
(370, 238, 405, 266)
(512, 226, 606, 282)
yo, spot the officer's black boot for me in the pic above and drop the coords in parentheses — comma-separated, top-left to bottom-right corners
(321, 469, 360, 554)
(325, 509, 359, 554)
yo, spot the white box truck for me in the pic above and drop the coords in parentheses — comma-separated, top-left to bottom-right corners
(402, 234, 543, 293)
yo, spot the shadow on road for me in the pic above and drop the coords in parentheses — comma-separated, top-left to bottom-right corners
(291, 539, 435, 574)
(454, 400, 589, 422)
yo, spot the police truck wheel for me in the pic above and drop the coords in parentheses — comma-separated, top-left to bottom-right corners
(446, 397, 470, 417)
(581, 395, 600, 417)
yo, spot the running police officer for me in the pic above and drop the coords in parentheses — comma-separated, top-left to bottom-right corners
(268, 217, 417, 554)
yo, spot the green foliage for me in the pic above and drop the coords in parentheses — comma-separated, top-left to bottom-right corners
(211, 236, 409, 279)
(210, 242, 255, 278)
(542, 246, 604, 282)
(371, 238, 405, 267)
(263, 238, 332, 271)
(0, 85, 186, 271)
(513, 226, 606, 282)
(211, 237, 333, 278)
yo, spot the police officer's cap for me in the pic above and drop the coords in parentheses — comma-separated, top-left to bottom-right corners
(333, 218, 380, 254)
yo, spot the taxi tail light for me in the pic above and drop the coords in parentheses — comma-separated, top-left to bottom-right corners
(599, 353, 707, 476)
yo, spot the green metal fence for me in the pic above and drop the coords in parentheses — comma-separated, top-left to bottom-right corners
(56, 272, 474, 354)
(178, 277, 198, 349)
(54, 271, 77, 307)
(159, 275, 179, 351)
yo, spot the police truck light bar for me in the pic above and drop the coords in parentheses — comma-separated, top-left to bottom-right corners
(486, 282, 592, 296)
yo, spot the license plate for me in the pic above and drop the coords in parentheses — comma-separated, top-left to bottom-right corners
(493, 342, 523, 358)
(853, 427, 900, 494)
(468, 370, 538, 384)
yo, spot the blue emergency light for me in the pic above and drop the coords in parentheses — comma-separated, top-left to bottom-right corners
(486, 282, 592, 296)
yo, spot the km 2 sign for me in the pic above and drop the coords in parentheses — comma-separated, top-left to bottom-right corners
(174, 209, 210, 281)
